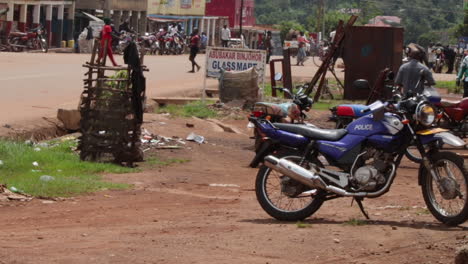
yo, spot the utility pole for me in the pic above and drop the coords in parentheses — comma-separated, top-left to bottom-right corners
(317, 0, 324, 40)
(239, 0, 244, 38)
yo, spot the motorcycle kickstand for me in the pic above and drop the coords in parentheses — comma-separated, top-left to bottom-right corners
(352, 198, 370, 220)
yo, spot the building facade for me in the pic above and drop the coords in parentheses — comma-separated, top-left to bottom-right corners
(0, 0, 75, 47)
(147, 0, 228, 47)
(75, 0, 148, 35)
(205, 0, 255, 28)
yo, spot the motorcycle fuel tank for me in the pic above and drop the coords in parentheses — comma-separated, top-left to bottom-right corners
(347, 114, 403, 137)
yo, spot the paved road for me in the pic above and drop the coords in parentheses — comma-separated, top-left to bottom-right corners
(0, 52, 458, 125)
(0, 52, 218, 124)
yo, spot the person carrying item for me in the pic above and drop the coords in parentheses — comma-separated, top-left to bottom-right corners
(296, 32, 309, 66)
(188, 28, 201, 73)
(221, 25, 230, 47)
(395, 43, 435, 95)
(96, 18, 119, 66)
(456, 49, 468, 97)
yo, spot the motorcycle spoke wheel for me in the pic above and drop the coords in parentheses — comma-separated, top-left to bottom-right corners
(255, 155, 324, 221)
(422, 152, 468, 226)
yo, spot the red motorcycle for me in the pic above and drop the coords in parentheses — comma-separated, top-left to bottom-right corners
(437, 98, 468, 138)
(8, 25, 48, 53)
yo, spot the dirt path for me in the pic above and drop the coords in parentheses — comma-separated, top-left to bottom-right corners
(0, 113, 466, 264)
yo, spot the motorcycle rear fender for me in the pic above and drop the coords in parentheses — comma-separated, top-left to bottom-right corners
(420, 132, 465, 147)
(249, 139, 275, 168)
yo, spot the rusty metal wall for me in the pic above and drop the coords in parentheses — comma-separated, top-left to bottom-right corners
(343, 26, 404, 100)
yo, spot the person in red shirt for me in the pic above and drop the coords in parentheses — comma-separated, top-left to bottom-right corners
(96, 18, 119, 66)
(296, 31, 310, 66)
(188, 28, 201, 73)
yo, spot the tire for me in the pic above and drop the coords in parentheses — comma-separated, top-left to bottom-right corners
(255, 154, 324, 221)
(421, 151, 468, 226)
(9, 38, 23, 52)
(39, 38, 48, 53)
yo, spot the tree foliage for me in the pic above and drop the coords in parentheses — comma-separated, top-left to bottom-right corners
(255, 0, 464, 44)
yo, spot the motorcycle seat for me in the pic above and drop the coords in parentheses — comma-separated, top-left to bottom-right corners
(9, 31, 27, 37)
(274, 123, 347, 141)
(440, 99, 460, 108)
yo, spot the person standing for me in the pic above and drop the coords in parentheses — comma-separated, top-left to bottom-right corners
(444, 45, 456, 74)
(221, 25, 230, 47)
(188, 28, 201, 73)
(96, 18, 119, 66)
(296, 32, 309, 66)
(85, 25, 94, 53)
(265, 31, 274, 63)
(395, 43, 435, 95)
(456, 49, 468, 97)
(200, 32, 208, 51)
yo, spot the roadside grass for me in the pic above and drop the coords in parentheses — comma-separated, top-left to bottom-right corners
(437, 80, 461, 94)
(0, 139, 134, 197)
(157, 100, 218, 119)
(343, 218, 368, 226)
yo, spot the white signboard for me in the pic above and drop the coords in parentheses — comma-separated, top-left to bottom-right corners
(205, 47, 266, 79)
(89, 21, 104, 38)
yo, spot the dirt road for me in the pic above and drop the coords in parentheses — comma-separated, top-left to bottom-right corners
(0, 113, 466, 264)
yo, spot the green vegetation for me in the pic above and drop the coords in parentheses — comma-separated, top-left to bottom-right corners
(157, 101, 218, 119)
(437, 80, 461, 94)
(255, 0, 463, 44)
(296, 221, 312, 228)
(0, 139, 133, 197)
(343, 218, 368, 226)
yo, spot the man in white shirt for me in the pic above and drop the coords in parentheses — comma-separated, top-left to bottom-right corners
(221, 25, 230, 47)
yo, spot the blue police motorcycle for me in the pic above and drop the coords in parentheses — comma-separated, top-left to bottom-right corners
(253, 94, 468, 226)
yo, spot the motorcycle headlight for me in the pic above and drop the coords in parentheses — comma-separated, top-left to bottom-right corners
(416, 103, 436, 127)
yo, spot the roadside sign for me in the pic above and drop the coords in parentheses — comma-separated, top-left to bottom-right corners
(205, 47, 266, 79)
(203, 46, 266, 100)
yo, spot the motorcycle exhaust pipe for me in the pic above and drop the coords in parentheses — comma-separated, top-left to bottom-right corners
(264, 155, 327, 190)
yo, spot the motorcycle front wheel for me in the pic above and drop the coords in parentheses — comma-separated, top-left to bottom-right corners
(255, 154, 324, 221)
(39, 38, 48, 53)
(421, 151, 468, 226)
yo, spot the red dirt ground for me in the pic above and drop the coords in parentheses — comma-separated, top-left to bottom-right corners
(0, 112, 467, 264)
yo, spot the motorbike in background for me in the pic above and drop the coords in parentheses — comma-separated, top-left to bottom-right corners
(249, 73, 314, 167)
(139, 32, 159, 55)
(254, 92, 468, 226)
(433, 49, 445, 73)
(9, 25, 48, 53)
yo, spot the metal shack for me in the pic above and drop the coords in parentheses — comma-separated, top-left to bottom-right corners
(343, 26, 404, 100)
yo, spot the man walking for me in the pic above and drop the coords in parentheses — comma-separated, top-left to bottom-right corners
(188, 28, 201, 73)
(221, 25, 230, 48)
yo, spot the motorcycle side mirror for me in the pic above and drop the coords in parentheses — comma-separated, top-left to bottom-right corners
(352, 79, 370, 90)
(274, 72, 283, 81)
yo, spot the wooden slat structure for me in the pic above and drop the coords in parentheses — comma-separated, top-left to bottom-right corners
(78, 39, 145, 166)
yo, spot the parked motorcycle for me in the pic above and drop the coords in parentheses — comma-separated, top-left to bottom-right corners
(436, 98, 468, 138)
(139, 32, 159, 55)
(248, 73, 313, 166)
(254, 92, 468, 226)
(9, 25, 48, 53)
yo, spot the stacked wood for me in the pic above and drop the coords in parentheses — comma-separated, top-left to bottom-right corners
(78, 39, 144, 166)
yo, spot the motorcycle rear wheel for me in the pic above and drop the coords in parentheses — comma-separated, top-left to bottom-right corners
(421, 151, 468, 226)
(9, 38, 23, 52)
(255, 154, 324, 221)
